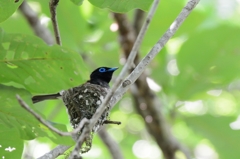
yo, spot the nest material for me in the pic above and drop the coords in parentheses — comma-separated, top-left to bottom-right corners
(62, 82, 110, 153)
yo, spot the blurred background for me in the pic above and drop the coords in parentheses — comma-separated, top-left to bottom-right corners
(1, 0, 240, 158)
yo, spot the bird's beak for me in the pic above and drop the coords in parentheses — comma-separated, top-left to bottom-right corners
(108, 67, 118, 72)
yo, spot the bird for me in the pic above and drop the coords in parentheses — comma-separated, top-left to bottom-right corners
(32, 67, 118, 153)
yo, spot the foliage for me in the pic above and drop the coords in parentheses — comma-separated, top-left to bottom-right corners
(0, 29, 87, 94)
(70, 0, 84, 6)
(88, 0, 152, 13)
(0, 0, 240, 159)
(0, 0, 23, 23)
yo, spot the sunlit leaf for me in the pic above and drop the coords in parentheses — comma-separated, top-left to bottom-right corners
(0, 28, 88, 94)
(89, 0, 152, 13)
(70, 0, 84, 6)
(0, 0, 23, 23)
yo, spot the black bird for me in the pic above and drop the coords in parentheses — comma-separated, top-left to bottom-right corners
(32, 67, 118, 153)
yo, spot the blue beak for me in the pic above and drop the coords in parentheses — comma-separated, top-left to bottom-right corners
(108, 67, 118, 72)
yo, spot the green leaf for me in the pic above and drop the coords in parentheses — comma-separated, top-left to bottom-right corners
(0, 28, 88, 94)
(0, 125, 24, 159)
(71, 0, 84, 6)
(185, 115, 240, 159)
(0, 0, 23, 23)
(172, 25, 240, 100)
(88, 0, 152, 13)
(0, 85, 42, 140)
(0, 84, 73, 145)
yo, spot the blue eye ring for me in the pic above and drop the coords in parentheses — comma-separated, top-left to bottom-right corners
(99, 68, 106, 72)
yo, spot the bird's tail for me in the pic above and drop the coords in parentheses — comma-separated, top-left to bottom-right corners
(32, 93, 61, 104)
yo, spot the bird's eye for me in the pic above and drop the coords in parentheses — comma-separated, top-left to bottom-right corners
(99, 68, 106, 72)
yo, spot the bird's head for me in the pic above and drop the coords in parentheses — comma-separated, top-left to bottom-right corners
(89, 67, 118, 87)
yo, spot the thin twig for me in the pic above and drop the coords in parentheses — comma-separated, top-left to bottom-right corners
(103, 120, 121, 125)
(19, 1, 54, 45)
(16, 95, 71, 136)
(17, 95, 90, 159)
(49, 0, 61, 45)
(109, 3, 200, 158)
(16, 95, 90, 138)
(70, 0, 199, 155)
(111, 0, 198, 154)
(37, 145, 71, 159)
(110, 0, 200, 110)
(36, 119, 89, 159)
(115, 4, 191, 159)
(27, 0, 199, 157)
(68, 0, 161, 157)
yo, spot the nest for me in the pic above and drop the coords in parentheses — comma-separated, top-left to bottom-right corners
(62, 82, 110, 153)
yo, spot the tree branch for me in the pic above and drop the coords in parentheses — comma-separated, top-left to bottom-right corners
(115, 0, 160, 81)
(68, 0, 161, 157)
(49, 0, 61, 45)
(71, 0, 199, 157)
(113, 2, 193, 159)
(16, 95, 91, 159)
(19, 1, 54, 45)
(17, 95, 90, 137)
(110, 1, 200, 157)
(21, 0, 199, 158)
(16, 95, 71, 158)
(111, 0, 200, 104)
(16, 95, 71, 136)
(103, 120, 121, 125)
(98, 127, 124, 159)
(37, 145, 71, 159)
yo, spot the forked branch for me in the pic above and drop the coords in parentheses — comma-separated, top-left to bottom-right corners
(69, 0, 200, 158)
(19, 0, 200, 158)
